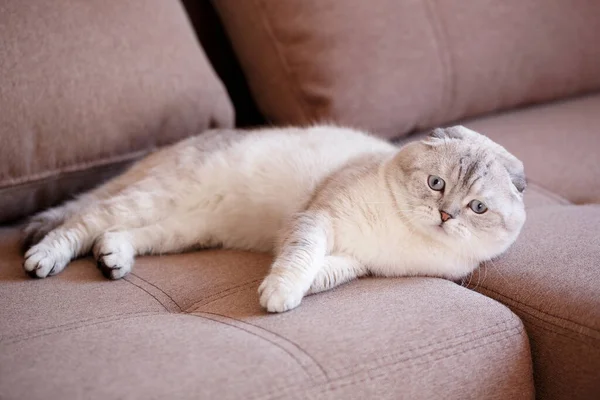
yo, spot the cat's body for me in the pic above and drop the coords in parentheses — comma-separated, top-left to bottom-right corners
(22, 125, 526, 312)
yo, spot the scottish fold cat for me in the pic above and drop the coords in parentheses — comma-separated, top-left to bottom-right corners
(22, 125, 526, 312)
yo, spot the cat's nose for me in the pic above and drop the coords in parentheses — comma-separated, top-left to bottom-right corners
(440, 210, 453, 222)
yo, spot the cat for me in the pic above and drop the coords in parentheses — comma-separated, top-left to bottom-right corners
(22, 125, 526, 313)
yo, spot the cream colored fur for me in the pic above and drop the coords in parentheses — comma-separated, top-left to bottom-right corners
(22, 125, 526, 313)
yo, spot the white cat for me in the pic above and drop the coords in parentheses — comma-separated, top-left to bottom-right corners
(22, 125, 526, 312)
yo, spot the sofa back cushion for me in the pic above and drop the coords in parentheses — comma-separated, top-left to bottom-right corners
(181, 0, 264, 127)
(0, 0, 234, 223)
(213, 0, 600, 138)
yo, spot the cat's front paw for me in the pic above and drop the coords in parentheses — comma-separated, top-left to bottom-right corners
(23, 241, 70, 278)
(93, 232, 135, 280)
(258, 274, 304, 313)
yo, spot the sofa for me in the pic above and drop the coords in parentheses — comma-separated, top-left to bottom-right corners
(0, 1, 598, 399)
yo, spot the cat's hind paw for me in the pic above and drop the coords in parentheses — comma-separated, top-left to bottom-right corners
(93, 232, 135, 280)
(258, 275, 304, 313)
(23, 242, 70, 278)
(21, 213, 64, 251)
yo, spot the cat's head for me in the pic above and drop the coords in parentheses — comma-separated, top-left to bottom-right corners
(387, 125, 526, 262)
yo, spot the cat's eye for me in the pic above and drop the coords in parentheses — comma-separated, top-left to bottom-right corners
(468, 199, 488, 214)
(427, 175, 445, 191)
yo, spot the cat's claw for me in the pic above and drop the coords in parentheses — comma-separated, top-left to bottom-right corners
(23, 242, 69, 278)
(258, 275, 304, 313)
(93, 232, 134, 280)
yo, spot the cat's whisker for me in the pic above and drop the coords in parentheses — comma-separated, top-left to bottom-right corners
(473, 257, 483, 291)
(393, 210, 423, 233)
(463, 231, 498, 290)
(472, 261, 483, 291)
(460, 249, 473, 287)
(484, 258, 509, 286)
(482, 261, 487, 289)
(395, 211, 421, 217)
(465, 269, 474, 289)
(461, 241, 480, 290)
(397, 212, 423, 226)
(390, 191, 415, 204)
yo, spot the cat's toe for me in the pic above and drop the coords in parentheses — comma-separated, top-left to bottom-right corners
(23, 243, 69, 278)
(96, 257, 130, 280)
(258, 275, 304, 313)
(93, 232, 134, 280)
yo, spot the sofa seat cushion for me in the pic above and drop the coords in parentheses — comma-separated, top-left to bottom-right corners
(0, 227, 534, 399)
(468, 205, 600, 399)
(0, 0, 234, 224)
(212, 0, 600, 138)
(464, 94, 600, 204)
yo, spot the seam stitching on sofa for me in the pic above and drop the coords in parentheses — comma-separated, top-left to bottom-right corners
(187, 311, 328, 382)
(324, 317, 520, 379)
(474, 286, 600, 337)
(112, 277, 330, 381)
(252, 0, 311, 122)
(196, 313, 519, 389)
(261, 325, 524, 399)
(184, 279, 262, 312)
(196, 310, 329, 380)
(318, 327, 524, 395)
(0, 149, 149, 189)
(122, 277, 171, 312)
(129, 273, 183, 312)
(0, 312, 164, 345)
(0, 311, 157, 343)
(524, 316, 599, 345)
(201, 313, 519, 382)
(324, 328, 524, 396)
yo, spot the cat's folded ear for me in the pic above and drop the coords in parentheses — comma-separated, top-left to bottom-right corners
(428, 126, 479, 141)
(495, 149, 527, 194)
(427, 126, 526, 194)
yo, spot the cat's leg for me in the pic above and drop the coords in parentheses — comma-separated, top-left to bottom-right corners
(306, 254, 368, 295)
(22, 199, 88, 250)
(92, 216, 214, 279)
(23, 185, 179, 278)
(20, 143, 185, 250)
(21, 155, 156, 249)
(258, 212, 332, 313)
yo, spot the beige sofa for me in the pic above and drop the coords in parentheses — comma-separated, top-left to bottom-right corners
(1, 1, 598, 399)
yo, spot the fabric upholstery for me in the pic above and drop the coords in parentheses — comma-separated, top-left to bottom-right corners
(0, 227, 534, 399)
(468, 206, 600, 400)
(521, 184, 570, 209)
(0, 0, 234, 224)
(212, 0, 600, 138)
